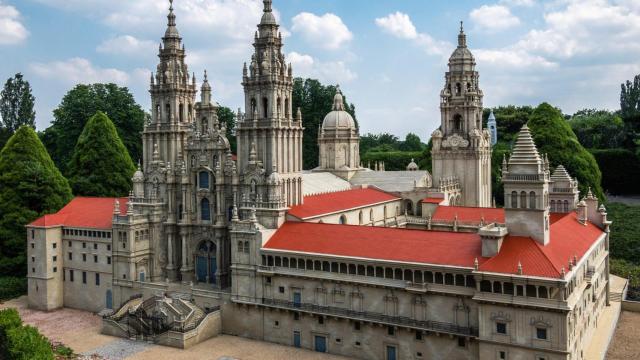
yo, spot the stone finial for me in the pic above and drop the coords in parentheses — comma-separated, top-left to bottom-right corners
(561, 267, 566, 278)
(231, 205, 239, 221)
(114, 199, 120, 215)
(296, 107, 302, 122)
(249, 142, 258, 162)
(250, 207, 258, 222)
(474, 257, 479, 271)
(517, 261, 523, 275)
(458, 21, 466, 47)
(153, 143, 160, 161)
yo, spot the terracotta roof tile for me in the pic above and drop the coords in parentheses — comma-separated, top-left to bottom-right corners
(288, 187, 399, 219)
(432, 206, 505, 224)
(28, 197, 128, 229)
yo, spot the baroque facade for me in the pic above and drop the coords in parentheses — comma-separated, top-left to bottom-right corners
(27, 1, 612, 360)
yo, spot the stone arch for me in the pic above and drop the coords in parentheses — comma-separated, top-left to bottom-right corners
(529, 191, 536, 209)
(520, 191, 527, 209)
(405, 200, 414, 215)
(339, 214, 347, 225)
(511, 191, 518, 208)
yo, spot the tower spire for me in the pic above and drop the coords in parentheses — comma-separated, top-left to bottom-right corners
(164, 0, 180, 40)
(263, 0, 272, 13)
(458, 21, 466, 47)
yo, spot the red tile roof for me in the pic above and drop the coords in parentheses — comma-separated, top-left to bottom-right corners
(432, 206, 505, 224)
(480, 212, 604, 278)
(28, 197, 128, 229)
(266, 212, 605, 279)
(422, 197, 445, 204)
(264, 222, 487, 268)
(288, 187, 400, 219)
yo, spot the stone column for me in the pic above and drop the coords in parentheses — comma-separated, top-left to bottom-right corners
(181, 234, 187, 270)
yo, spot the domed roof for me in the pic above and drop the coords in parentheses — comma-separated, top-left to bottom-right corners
(132, 163, 144, 182)
(260, 0, 277, 25)
(406, 159, 419, 171)
(447, 22, 476, 71)
(322, 86, 356, 130)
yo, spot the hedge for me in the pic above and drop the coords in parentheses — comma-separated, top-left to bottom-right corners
(590, 148, 640, 195)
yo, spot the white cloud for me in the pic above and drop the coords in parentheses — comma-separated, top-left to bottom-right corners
(499, 0, 536, 7)
(375, 12, 452, 55)
(97, 35, 156, 56)
(515, 0, 640, 59)
(291, 12, 353, 50)
(288, 52, 357, 84)
(375, 12, 417, 40)
(0, 2, 28, 45)
(475, 49, 557, 69)
(470, 5, 521, 31)
(29, 58, 130, 85)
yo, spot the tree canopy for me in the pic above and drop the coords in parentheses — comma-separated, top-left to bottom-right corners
(218, 106, 237, 153)
(0, 126, 72, 275)
(67, 111, 136, 197)
(527, 103, 604, 199)
(0, 73, 36, 133)
(41, 84, 145, 174)
(292, 78, 357, 169)
(569, 109, 627, 149)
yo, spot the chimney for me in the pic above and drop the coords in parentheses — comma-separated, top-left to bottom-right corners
(577, 200, 587, 225)
(479, 224, 509, 257)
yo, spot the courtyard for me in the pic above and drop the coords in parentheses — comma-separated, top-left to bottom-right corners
(0, 296, 348, 360)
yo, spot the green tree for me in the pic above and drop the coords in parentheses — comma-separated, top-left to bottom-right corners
(0, 126, 72, 275)
(569, 109, 626, 149)
(217, 106, 237, 153)
(0, 73, 36, 133)
(67, 111, 136, 197)
(528, 103, 604, 199)
(292, 78, 357, 169)
(621, 74, 640, 121)
(41, 84, 145, 174)
(399, 133, 424, 152)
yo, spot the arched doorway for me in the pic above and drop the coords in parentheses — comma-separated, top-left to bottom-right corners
(195, 241, 217, 284)
(405, 200, 414, 215)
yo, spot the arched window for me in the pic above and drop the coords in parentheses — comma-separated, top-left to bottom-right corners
(453, 114, 463, 132)
(165, 103, 171, 121)
(179, 103, 184, 122)
(276, 97, 281, 117)
(529, 191, 536, 209)
(250, 98, 257, 116)
(511, 191, 518, 208)
(199, 171, 209, 189)
(550, 200, 556, 212)
(455, 83, 461, 95)
(339, 215, 347, 225)
(563, 200, 569, 212)
(520, 191, 527, 209)
(201, 198, 211, 221)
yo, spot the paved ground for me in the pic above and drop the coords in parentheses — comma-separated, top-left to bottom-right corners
(606, 311, 640, 360)
(0, 296, 348, 360)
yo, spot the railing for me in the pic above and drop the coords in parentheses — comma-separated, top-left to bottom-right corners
(261, 298, 478, 337)
(551, 187, 574, 193)
(170, 305, 220, 333)
(506, 174, 543, 181)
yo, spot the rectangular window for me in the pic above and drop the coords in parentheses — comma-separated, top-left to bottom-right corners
(68, 241, 72, 247)
(536, 328, 547, 340)
(499, 351, 506, 360)
(82, 242, 86, 248)
(107, 244, 111, 251)
(318, 316, 324, 325)
(387, 326, 395, 336)
(70, 270, 74, 282)
(107, 256, 111, 265)
(82, 271, 87, 284)
(68, 252, 72, 260)
(458, 337, 466, 347)
(31, 230, 35, 239)
(52, 256, 57, 262)
(82, 254, 86, 262)
(31, 267, 35, 273)
(31, 243, 34, 249)
(279, 286, 285, 293)
(415, 331, 423, 340)
(53, 267, 57, 273)
(52, 243, 57, 249)
(94, 255, 98, 263)
(94, 243, 98, 250)
(95, 273, 100, 286)
(31, 256, 35, 262)
(354, 322, 361, 331)
(496, 322, 507, 334)
(294, 312, 300, 321)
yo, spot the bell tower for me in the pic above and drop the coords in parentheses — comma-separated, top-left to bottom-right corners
(236, 0, 304, 207)
(431, 22, 492, 207)
(144, 0, 197, 170)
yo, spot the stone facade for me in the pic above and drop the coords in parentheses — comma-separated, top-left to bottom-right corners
(431, 23, 492, 208)
(26, 2, 613, 360)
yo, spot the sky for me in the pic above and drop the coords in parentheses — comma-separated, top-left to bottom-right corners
(1, 0, 639, 142)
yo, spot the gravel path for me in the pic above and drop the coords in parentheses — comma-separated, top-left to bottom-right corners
(606, 311, 640, 359)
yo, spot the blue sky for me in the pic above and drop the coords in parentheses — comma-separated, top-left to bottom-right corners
(1, 0, 639, 142)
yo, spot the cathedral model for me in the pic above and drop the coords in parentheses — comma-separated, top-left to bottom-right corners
(26, 2, 611, 360)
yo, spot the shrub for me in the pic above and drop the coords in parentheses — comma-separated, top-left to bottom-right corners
(0, 276, 27, 301)
(590, 149, 640, 195)
(6, 325, 54, 360)
(0, 308, 23, 355)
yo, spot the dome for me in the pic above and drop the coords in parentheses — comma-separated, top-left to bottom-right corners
(132, 164, 144, 182)
(406, 159, 419, 171)
(322, 86, 356, 130)
(260, 0, 277, 25)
